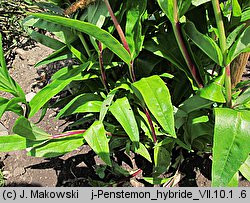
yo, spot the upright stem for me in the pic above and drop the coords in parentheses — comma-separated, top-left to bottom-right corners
(104, 0, 136, 82)
(172, 0, 203, 88)
(212, 0, 232, 107)
(144, 107, 157, 143)
(103, 0, 130, 53)
(98, 42, 109, 93)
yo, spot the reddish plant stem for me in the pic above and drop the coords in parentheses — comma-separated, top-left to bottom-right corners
(144, 107, 157, 143)
(52, 130, 86, 139)
(131, 168, 142, 177)
(103, 0, 130, 54)
(225, 64, 232, 107)
(51, 130, 113, 139)
(173, 22, 204, 88)
(172, 0, 203, 88)
(98, 41, 109, 93)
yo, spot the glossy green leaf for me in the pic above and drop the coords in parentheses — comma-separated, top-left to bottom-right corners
(143, 177, 172, 185)
(23, 16, 76, 44)
(87, 0, 108, 26)
(27, 134, 85, 158)
(13, 116, 51, 141)
(0, 134, 26, 152)
(157, 0, 175, 22)
(227, 26, 250, 64)
(199, 74, 226, 103)
(29, 62, 90, 117)
(29, 13, 131, 64)
(178, 0, 192, 18)
(144, 32, 189, 76)
(99, 90, 117, 122)
(212, 108, 250, 186)
(0, 97, 24, 118)
(226, 24, 245, 50)
(56, 94, 102, 118)
(192, 0, 211, 6)
(125, 0, 147, 59)
(110, 97, 139, 143)
(234, 87, 250, 108)
(179, 95, 214, 114)
(133, 75, 176, 137)
(26, 28, 65, 50)
(0, 34, 25, 98)
(239, 155, 250, 182)
(154, 146, 171, 176)
(132, 142, 152, 162)
(227, 172, 239, 187)
(158, 0, 192, 22)
(241, 9, 250, 22)
(184, 21, 223, 66)
(35, 46, 69, 67)
(83, 121, 111, 166)
(232, 0, 242, 17)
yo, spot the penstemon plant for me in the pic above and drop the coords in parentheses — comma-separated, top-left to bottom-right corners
(0, 0, 249, 186)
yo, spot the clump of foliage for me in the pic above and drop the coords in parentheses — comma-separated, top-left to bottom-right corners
(0, 0, 250, 186)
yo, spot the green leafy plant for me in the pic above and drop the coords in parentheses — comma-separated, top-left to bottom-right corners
(0, 0, 249, 186)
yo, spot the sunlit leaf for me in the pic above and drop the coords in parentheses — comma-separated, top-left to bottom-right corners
(83, 121, 111, 166)
(110, 97, 139, 143)
(212, 108, 250, 186)
(133, 75, 176, 137)
(0, 134, 26, 152)
(28, 13, 131, 64)
(13, 116, 51, 141)
(29, 62, 91, 117)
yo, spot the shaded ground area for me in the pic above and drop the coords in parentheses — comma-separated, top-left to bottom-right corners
(0, 43, 249, 187)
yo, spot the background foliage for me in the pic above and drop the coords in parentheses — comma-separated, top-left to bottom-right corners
(0, 0, 250, 186)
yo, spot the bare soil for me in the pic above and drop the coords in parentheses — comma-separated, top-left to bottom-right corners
(0, 43, 249, 187)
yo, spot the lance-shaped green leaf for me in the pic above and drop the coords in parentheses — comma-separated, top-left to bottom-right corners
(226, 24, 245, 50)
(154, 146, 171, 176)
(13, 116, 51, 141)
(110, 97, 139, 143)
(56, 94, 102, 118)
(157, 0, 192, 22)
(227, 26, 250, 64)
(0, 97, 24, 118)
(239, 155, 250, 182)
(131, 142, 152, 162)
(143, 177, 173, 185)
(28, 13, 131, 65)
(133, 75, 176, 137)
(29, 62, 91, 117)
(157, 0, 175, 23)
(83, 121, 111, 166)
(232, 0, 242, 17)
(184, 21, 223, 66)
(199, 74, 226, 103)
(27, 134, 85, 158)
(35, 46, 69, 67)
(144, 32, 189, 76)
(0, 134, 26, 152)
(99, 90, 117, 122)
(192, 0, 211, 7)
(212, 108, 250, 186)
(0, 34, 25, 98)
(125, 0, 147, 59)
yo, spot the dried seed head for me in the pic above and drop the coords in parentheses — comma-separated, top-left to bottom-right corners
(64, 0, 96, 16)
